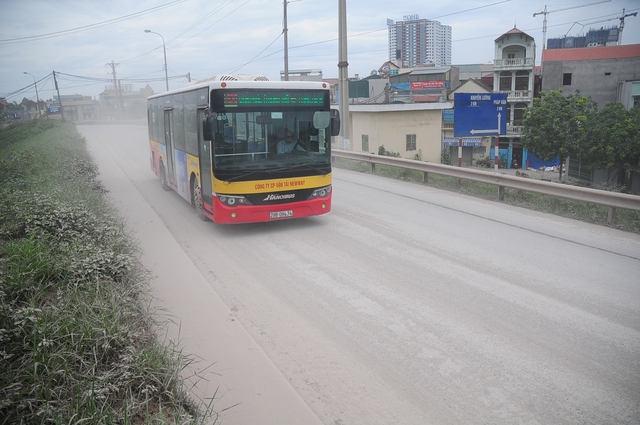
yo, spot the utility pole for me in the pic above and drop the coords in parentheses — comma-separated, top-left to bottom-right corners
(107, 61, 121, 119)
(117, 79, 125, 119)
(338, 0, 350, 150)
(53, 71, 64, 121)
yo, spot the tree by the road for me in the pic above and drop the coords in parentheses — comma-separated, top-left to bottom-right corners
(581, 102, 640, 179)
(522, 90, 597, 178)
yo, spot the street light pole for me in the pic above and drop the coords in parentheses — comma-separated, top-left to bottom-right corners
(283, 1, 289, 81)
(283, 0, 302, 81)
(144, 30, 169, 91)
(23, 71, 41, 117)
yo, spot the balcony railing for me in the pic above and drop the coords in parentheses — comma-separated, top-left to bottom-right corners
(494, 58, 534, 68)
(507, 125, 524, 135)
(497, 90, 532, 102)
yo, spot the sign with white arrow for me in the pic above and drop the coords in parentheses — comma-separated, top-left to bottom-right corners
(453, 93, 507, 137)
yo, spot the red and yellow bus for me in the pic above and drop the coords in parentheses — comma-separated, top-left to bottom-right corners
(147, 75, 339, 224)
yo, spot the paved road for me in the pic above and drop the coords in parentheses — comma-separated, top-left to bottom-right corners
(80, 124, 640, 425)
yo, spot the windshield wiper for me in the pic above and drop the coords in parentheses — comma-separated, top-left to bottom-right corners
(223, 166, 291, 183)
(289, 162, 330, 175)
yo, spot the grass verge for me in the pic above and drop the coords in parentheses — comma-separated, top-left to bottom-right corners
(0, 120, 216, 424)
(333, 157, 640, 234)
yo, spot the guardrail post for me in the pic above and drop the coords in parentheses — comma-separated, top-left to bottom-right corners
(423, 171, 428, 184)
(499, 186, 505, 201)
(608, 206, 616, 224)
(371, 162, 376, 173)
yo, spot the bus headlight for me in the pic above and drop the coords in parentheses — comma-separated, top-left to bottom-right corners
(218, 195, 251, 207)
(310, 185, 332, 198)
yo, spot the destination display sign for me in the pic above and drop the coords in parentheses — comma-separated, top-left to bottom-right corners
(213, 90, 326, 109)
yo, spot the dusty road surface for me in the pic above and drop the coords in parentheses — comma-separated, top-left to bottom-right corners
(80, 124, 640, 425)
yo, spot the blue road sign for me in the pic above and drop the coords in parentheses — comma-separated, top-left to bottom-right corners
(47, 103, 61, 114)
(453, 93, 507, 137)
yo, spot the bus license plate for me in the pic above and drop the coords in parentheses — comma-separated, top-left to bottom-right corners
(270, 210, 293, 219)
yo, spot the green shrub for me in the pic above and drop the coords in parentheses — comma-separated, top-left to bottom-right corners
(0, 121, 213, 424)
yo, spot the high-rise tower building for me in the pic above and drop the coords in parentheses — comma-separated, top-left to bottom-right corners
(387, 15, 452, 67)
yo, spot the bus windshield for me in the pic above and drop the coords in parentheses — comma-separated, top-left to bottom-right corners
(212, 109, 332, 182)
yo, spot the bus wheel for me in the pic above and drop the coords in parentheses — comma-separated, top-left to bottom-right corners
(159, 163, 170, 191)
(193, 182, 207, 221)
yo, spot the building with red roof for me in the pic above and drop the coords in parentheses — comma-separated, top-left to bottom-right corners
(541, 44, 640, 190)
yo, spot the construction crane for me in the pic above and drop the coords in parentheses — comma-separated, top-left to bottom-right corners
(619, 8, 638, 45)
(534, 0, 611, 49)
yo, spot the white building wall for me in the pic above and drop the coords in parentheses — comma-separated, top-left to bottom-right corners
(348, 105, 451, 162)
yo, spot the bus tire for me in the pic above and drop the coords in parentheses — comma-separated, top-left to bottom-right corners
(193, 181, 207, 221)
(159, 163, 170, 191)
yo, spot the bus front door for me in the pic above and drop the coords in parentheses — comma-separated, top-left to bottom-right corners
(163, 109, 176, 186)
(197, 110, 213, 210)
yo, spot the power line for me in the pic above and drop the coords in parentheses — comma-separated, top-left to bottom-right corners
(0, 0, 187, 45)
(429, 0, 511, 20)
(230, 32, 284, 74)
(119, 1, 248, 77)
(170, 0, 236, 43)
(225, 0, 514, 71)
(170, 0, 251, 49)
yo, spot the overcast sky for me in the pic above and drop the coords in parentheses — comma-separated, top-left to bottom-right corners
(2, 0, 639, 103)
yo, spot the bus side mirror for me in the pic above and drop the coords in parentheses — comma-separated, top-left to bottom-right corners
(330, 109, 340, 137)
(202, 113, 217, 141)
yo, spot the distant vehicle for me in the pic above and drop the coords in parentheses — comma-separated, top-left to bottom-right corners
(147, 74, 340, 224)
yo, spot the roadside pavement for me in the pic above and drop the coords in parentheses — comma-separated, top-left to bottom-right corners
(84, 129, 324, 425)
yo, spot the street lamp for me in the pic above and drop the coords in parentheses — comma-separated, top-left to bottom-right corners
(23, 71, 41, 117)
(145, 30, 169, 91)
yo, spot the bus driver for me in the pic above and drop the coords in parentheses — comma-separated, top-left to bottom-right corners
(276, 128, 304, 153)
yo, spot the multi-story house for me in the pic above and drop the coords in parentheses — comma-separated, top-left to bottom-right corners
(492, 27, 536, 169)
(541, 44, 640, 109)
(541, 43, 640, 191)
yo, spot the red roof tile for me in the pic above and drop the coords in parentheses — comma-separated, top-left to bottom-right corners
(542, 44, 640, 62)
(495, 27, 534, 42)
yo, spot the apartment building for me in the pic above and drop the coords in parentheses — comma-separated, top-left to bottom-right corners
(387, 15, 452, 68)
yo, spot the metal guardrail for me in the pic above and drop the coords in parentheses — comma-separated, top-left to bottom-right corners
(332, 150, 640, 223)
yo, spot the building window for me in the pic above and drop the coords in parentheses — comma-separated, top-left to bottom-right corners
(563, 73, 572, 86)
(499, 71, 512, 91)
(406, 134, 416, 151)
(513, 103, 527, 126)
(362, 134, 369, 152)
(515, 70, 529, 91)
